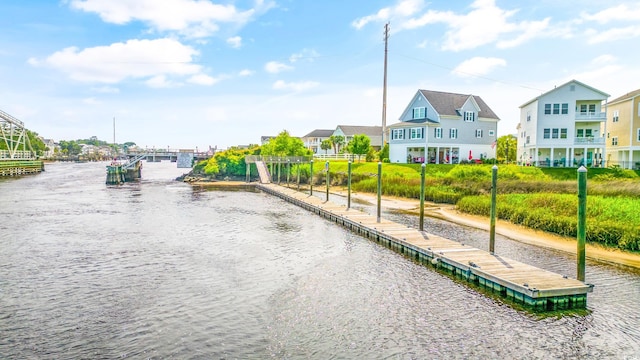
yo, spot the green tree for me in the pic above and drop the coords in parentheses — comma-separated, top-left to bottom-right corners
(497, 135, 517, 163)
(347, 134, 371, 162)
(320, 139, 332, 154)
(261, 130, 310, 156)
(329, 135, 345, 154)
(378, 143, 389, 162)
(58, 140, 82, 156)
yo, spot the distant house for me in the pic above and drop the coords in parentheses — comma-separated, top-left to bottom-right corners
(517, 80, 609, 167)
(301, 129, 334, 155)
(605, 88, 640, 169)
(333, 125, 383, 152)
(260, 136, 275, 145)
(388, 89, 499, 164)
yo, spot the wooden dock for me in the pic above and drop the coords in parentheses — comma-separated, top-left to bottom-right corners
(257, 183, 593, 312)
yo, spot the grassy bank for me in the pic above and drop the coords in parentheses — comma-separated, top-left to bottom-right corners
(314, 161, 640, 252)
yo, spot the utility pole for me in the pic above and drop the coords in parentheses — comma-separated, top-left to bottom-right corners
(381, 22, 390, 146)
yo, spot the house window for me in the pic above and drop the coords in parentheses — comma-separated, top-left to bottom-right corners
(561, 103, 568, 114)
(553, 104, 560, 114)
(585, 129, 593, 137)
(526, 135, 530, 144)
(552, 128, 559, 139)
(613, 110, 619, 122)
(544, 104, 551, 114)
(464, 111, 475, 122)
(488, 130, 495, 136)
(527, 111, 531, 122)
(410, 127, 424, 139)
(391, 129, 404, 140)
(475, 129, 483, 138)
(577, 129, 584, 137)
(560, 128, 567, 139)
(589, 104, 596, 114)
(449, 128, 458, 139)
(543, 128, 550, 139)
(413, 107, 426, 119)
(612, 137, 618, 146)
(637, 128, 640, 141)
(434, 127, 442, 139)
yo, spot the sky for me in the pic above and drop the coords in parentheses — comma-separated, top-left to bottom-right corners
(1, 0, 639, 150)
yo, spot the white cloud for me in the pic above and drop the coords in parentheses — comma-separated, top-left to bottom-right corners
(352, 0, 424, 29)
(145, 75, 176, 88)
(581, 4, 640, 24)
(265, 61, 293, 74)
(29, 38, 208, 85)
(356, 0, 551, 51)
(68, 0, 275, 38)
(226, 36, 242, 48)
(453, 57, 506, 77)
(238, 69, 254, 76)
(272, 80, 319, 92)
(188, 74, 220, 86)
(586, 25, 640, 44)
(289, 48, 319, 63)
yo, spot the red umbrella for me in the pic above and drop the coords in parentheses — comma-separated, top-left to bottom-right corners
(468, 150, 473, 160)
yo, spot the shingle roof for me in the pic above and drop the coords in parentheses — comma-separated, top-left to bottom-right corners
(302, 129, 334, 138)
(336, 125, 383, 136)
(419, 90, 500, 120)
(609, 89, 640, 104)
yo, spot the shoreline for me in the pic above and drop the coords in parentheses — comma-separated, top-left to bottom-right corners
(187, 180, 640, 270)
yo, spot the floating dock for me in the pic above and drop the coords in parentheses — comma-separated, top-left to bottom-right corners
(257, 183, 593, 312)
(0, 160, 44, 176)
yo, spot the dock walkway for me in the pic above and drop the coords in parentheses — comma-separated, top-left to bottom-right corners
(257, 183, 593, 311)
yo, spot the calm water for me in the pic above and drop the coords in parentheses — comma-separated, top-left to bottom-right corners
(1, 161, 639, 359)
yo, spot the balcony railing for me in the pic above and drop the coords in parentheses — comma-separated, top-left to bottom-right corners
(574, 137, 605, 145)
(575, 112, 605, 121)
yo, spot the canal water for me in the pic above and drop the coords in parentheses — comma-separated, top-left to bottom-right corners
(1, 161, 638, 359)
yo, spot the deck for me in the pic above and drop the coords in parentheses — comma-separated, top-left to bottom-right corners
(256, 183, 593, 311)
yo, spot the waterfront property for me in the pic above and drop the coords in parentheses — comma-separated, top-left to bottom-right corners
(605, 88, 640, 169)
(256, 182, 593, 311)
(517, 79, 610, 167)
(388, 89, 500, 164)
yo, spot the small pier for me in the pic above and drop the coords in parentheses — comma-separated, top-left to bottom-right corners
(106, 155, 143, 184)
(257, 183, 593, 312)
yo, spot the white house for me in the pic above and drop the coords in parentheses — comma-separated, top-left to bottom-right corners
(517, 80, 610, 167)
(388, 89, 499, 164)
(301, 129, 334, 155)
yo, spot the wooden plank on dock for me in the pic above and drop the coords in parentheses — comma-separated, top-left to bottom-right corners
(257, 183, 593, 310)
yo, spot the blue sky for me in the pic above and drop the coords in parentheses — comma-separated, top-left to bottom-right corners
(2, 0, 639, 150)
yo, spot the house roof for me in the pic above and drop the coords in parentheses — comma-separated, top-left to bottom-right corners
(519, 79, 610, 108)
(302, 129, 334, 138)
(336, 125, 383, 137)
(609, 88, 640, 105)
(418, 90, 500, 120)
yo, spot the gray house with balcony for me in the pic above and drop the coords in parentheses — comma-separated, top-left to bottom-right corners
(388, 89, 499, 164)
(517, 79, 610, 167)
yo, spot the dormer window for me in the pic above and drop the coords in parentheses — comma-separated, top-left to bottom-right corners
(413, 107, 426, 119)
(464, 111, 475, 122)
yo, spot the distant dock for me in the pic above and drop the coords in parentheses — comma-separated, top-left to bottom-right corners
(257, 183, 593, 312)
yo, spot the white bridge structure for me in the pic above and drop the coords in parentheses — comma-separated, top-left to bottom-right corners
(0, 109, 36, 160)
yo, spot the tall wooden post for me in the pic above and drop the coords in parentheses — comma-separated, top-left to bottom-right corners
(489, 165, 498, 254)
(577, 166, 587, 282)
(377, 162, 382, 223)
(296, 160, 300, 191)
(325, 161, 330, 202)
(245, 162, 250, 183)
(310, 160, 314, 195)
(419, 163, 425, 231)
(347, 160, 352, 209)
(287, 159, 290, 187)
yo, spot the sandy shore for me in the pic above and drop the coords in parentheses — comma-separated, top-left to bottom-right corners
(187, 180, 640, 269)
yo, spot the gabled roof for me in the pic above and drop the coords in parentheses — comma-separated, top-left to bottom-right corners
(609, 88, 640, 105)
(519, 79, 610, 108)
(302, 129, 334, 138)
(336, 125, 382, 137)
(416, 90, 500, 120)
